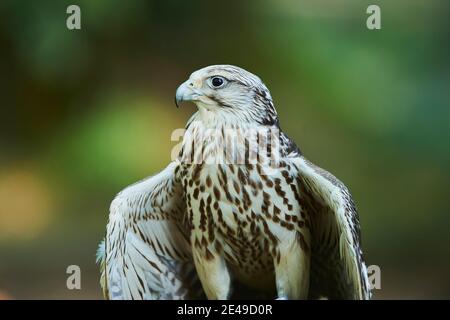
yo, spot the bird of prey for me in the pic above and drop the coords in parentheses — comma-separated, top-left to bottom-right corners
(96, 65, 371, 300)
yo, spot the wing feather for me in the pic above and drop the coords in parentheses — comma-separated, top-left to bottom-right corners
(97, 161, 202, 300)
(291, 157, 371, 300)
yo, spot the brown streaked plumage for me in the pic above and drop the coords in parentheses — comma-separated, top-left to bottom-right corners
(97, 65, 371, 300)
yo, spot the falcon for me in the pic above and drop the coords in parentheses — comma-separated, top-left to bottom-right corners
(96, 65, 371, 300)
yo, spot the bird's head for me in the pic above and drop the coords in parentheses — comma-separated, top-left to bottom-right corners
(175, 65, 278, 126)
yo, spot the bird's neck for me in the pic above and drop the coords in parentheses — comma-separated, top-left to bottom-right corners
(179, 110, 282, 166)
(191, 107, 248, 129)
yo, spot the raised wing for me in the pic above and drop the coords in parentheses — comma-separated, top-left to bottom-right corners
(291, 157, 371, 300)
(97, 161, 203, 299)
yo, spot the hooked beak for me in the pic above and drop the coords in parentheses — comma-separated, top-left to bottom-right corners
(175, 80, 200, 108)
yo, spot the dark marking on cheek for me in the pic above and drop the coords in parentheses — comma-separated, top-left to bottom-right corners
(207, 94, 233, 108)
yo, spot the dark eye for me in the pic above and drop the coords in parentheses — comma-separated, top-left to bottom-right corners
(210, 76, 225, 88)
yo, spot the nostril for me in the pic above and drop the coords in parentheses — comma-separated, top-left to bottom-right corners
(189, 82, 194, 87)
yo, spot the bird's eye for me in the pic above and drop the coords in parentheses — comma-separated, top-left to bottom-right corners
(210, 76, 226, 88)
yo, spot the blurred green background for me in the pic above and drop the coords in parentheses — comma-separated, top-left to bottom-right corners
(0, 0, 449, 299)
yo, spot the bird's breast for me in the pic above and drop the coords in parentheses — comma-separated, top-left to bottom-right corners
(180, 161, 310, 286)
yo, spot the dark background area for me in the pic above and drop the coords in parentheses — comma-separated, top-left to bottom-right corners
(0, 0, 449, 299)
